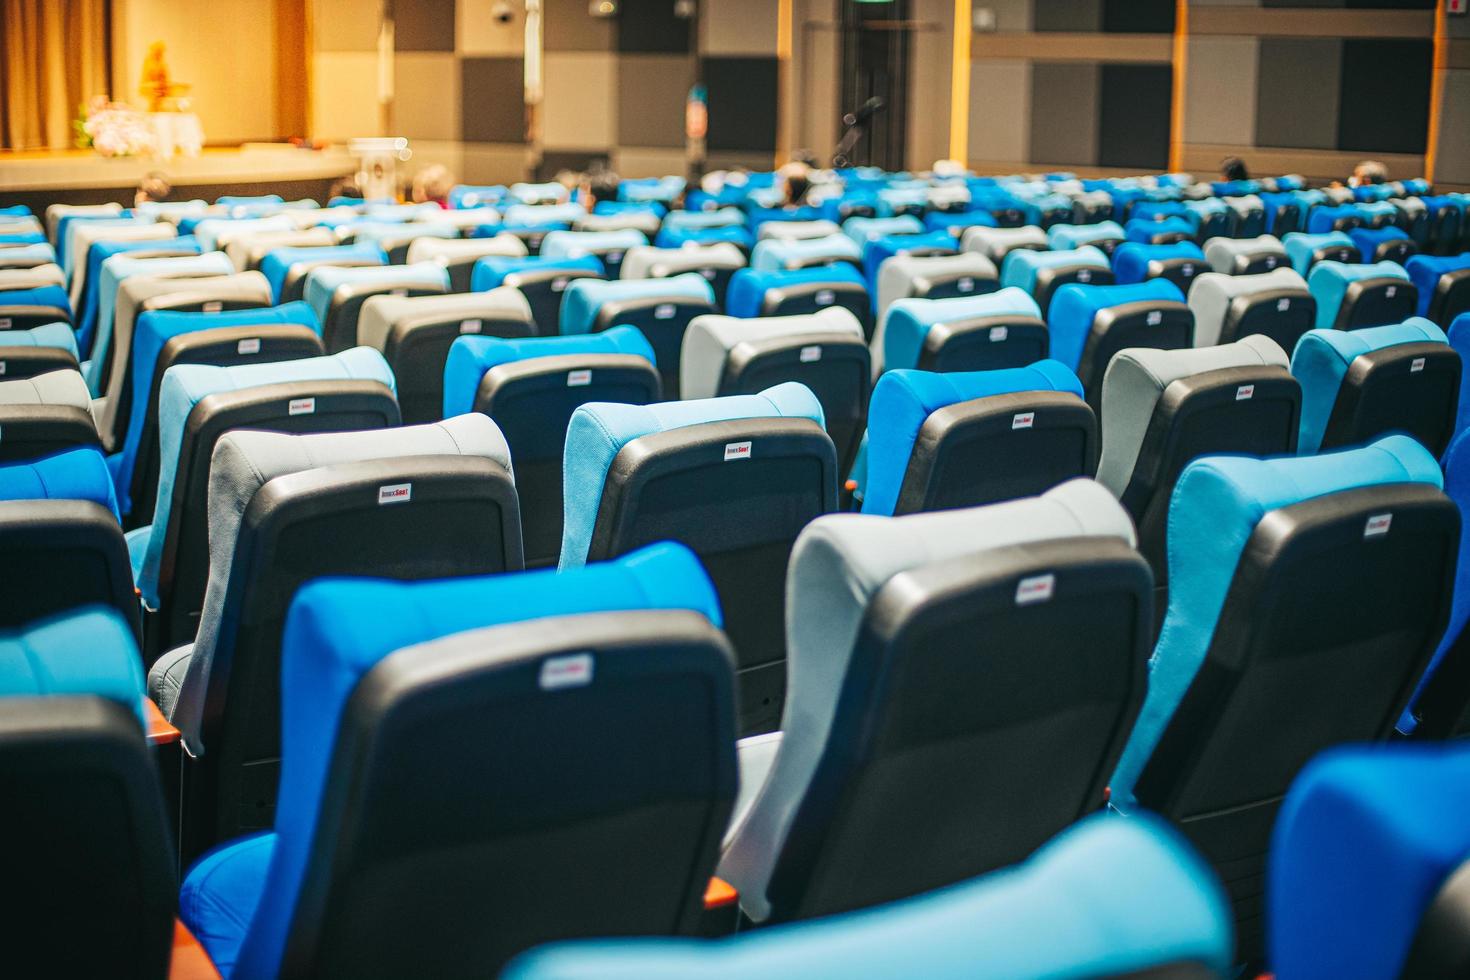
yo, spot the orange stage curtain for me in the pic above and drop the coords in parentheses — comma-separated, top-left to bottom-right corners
(0, 0, 111, 150)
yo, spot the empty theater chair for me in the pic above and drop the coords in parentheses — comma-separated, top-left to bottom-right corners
(755, 218, 841, 242)
(0, 241, 57, 271)
(0, 321, 81, 380)
(1223, 195, 1267, 238)
(178, 543, 735, 979)
(1350, 226, 1417, 266)
(1125, 217, 1193, 246)
(1284, 231, 1360, 276)
(1001, 245, 1113, 317)
(726, 265, 873, 340)
(574, 211, 662, 237)
(0, 368, 99, 461)
(619, 242, 747, 309)
(653, 223, 754, 254)
(1408, 253, 1470, 326)
(858, 363, 1095, 517)
(681, 309, 868, 474)
(405, 234, 527, 292)
(0, 271, 73, 332)
(1112, 241, 1207, 291)
(861, 230, 958, 289)
(471, 254, 605, 336)
(719, 481, 1148, 923)
(874, 252, 999, 317)
(0, 607, 175, 980)
(841, 215, 924, 247)
(1109, 435, 1455, 962)
(559, 274, 716, 399)
(1096, 336, 1299, 606)
(347, 221, 460, 265)
(1048, 220, 1125, 256)
(1186, 199, 1234, 242)
(45, 201, 122, 248)
(133, 348, 400, 660)
(442, 327, 658, 568)
(114, 303, 325, 524)
(68, 219, 176, 305)
(1308, 260, 1416, 330)
(1047, 278, 1194, 410)
(304, 262, 449, 353)
(74, 235, 202, 351)
(922, 209, 997, 241)
(506, 814, 1232, 980)
(560, 383, 834, 735)
(540, 228, 647, 280)
(1270, 744, 1470, 980)
(260, 241, 388, 304)
(1205, 235, 1289, 276)
(357, 289, 534, 424)
(148, 415, 524, 855)
(1189, 267, 1315, 350)
(873, 286, 1046, 376)
(232, 228, 337, 272)
(1293, 320, 1459, 457)
(749, 233, 862, 273)
(89, 250, 235, 380)
(961, 224, 1047, 264)
(0, 449, 138, 634)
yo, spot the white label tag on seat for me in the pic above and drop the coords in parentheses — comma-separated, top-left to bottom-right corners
(567, 369, 592, 387)
(391, 288, 408, 297)
(1015, 574, 1055, 605)
(1012, 412, 1034, 430)
(378, 482, 412, 505)
(815, 289, 835, 306)
(1277, 298, 1290, 312)
(1265, 257, 1277, 268)
(1236, 384, 1255, 401)
(989, 326, 1008, 342)
(1411, 357, 1426, 373)
(607, 251, 624, 264)
(957, 277, 975, 292)
(1147, 311, 1162, 326)
(1386, 286, 1397, 298)
(724, 440, 752, 461)
(654, 303, 676, 320)
(460, 318, 482, 334)
(288, 397, 315, 416)
(1077, 270, 1092, 282)
(552, 277, 569, 292)
(540, 652, 593, 690)
(202, 300, 223, 313)
(700, 267, 717, 279)
(799, 345, 822, 362)
(1365, 513, 1393, 538)
(0, 318, 11, 329)
(237, 337, 261, 354)
(1182, 265, 1195, 276)
(0, 362, 6, 376)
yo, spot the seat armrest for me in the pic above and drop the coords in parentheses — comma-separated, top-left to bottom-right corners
(700, 877, 740, 937)
(170, 919, 221, 980)
(145, 697, 181, 746)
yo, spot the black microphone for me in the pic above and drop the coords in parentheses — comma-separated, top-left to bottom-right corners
(843, 97, 885, 127)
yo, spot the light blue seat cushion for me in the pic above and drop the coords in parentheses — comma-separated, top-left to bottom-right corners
(878, 286, 1040, 375)
(540, 229, 649, 263)
(923, 210, 997, 237)
(1407, 253, 1470, 319)
(503, 812, 1232, 980)
(78, 236, 201, 355)
(1109, 436, 1444, 808)
(1, 284, 72, 323)
(1307, 260, 1412, 330)
(180, 541, 721, 979)
(0, 446, 120, 522)
(750, 234, 861, 273)
(1284, 231, 1356, 276)
(60, 216, 148, 277)
(999, 246, 1109, 295)
(442, 325, 655, 417)
(259, 242, 387, 303)
(559, 383, 825, 568)
(654, 225, 754, 251)
(559, 273, 715, 336)
(841, 215, 923, 247)
(1048, 221, 1124, 251)
(1290, 318, 1447, 454)
(470, 254, 604, 293)
(448, 184, 506, 209)
(724, 264, 867, 320)
(304, 262, 449, 326)
(620, 175, 685, 204)
(1125, 217, 1194, 244)
(2, 242, 57, 266)
(1111, 242, 1205, 286)
(1347, 227, 1411, 263)
(0, 321, 78, 358)
(861, 230, 957, 286)
(1046, 278, 1186, 373)
(0, 606, 145, 729)
(135, 347, 395, 608)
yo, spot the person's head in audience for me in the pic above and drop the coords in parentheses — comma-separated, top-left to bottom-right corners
(583, 169, 622, 211)
(779, 160, 811, 208)
(135, 172, 171, 207)
(1219, 156, 1250, 182)
(1351, 160, 1388, 187)
(411, 164, 455, 208)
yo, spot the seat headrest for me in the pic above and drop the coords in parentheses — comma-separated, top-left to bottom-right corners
(469, 254, 604, 292)
(1112, 241, 1205, 285)
(1046, 278, 1186, 372)
(0, 607, 146, 730)
(1124, 217, 1194, 243)
(662, 208, 745, 232)
(560, 383, 826, 567)
(619, 242, 746, 281)
(1187, 267, 1309, 348)
(405, 235, 527, 266)
(841, 215, 924, 245)
(874, 251, 999, 323)
(303, 262, 450, 323)
(357, 289, 532, 352)
(1203, 235, 1286, 273)
(724, 264, 867, 320)
(754, 219, 841, 242)
(1284, 231, 1356, 275)
(654, 224, 754, 251)
(0, 366, 91, 410)
(960, 225, 1048, 260)
(442, 325, 655, 418)
(560, 273, 716, 335)
(1109, 435, 1443, 806)
(260, 242, 387, 299)
(1307, 260, 1412, 329)
(750, 234, 861, 272)
(0, 446, 118, 520)
(999, 245, 1109, 294)
(1290, 318, 1448, 453)
(1096, 335, 1290, 496)
(191, 215, 297, 252)
(0, 322, 78, 357)
(862, 362, 1084, 516)
(1047, 221, 1125, 251)
(540, 229, 650, 262)
(875, 285, 1037, 375)
(0, 264, 66, 290)
(681, 309, 864, 400)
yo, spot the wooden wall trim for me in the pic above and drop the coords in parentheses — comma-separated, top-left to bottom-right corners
(1190, 8, 1433, 39)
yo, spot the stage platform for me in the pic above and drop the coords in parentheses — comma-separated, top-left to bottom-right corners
(0, 143, 357, 212)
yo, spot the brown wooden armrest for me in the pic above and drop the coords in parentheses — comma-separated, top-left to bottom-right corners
(170, 919, 221, 980)
(145, 697, 181, 746)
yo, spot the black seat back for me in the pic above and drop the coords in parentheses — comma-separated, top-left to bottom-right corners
(323, 282, 446, 353)
(916, 315, 1050, 373)
(383, 312, 534, 425)
(1034, 265, 1115, 317)
(0, 501, 140, 637)
(1077, 301, 1196, 411)
(0, 344, 79, 381)
(760, 280, 873, 341)
(1220, 289, 1316, 351)
(0, 402, 98, 462)
(1427, 268, 1470, 327)
(504, 268, 604, 336)
(592, 297, 717, 400)
(1333, 278, 1418, 331)
(1320, 343, 1461, 457)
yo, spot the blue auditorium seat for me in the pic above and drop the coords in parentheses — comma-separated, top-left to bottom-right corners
(304, 262, 449, 352)
(1047, 278, 1191, 407)
(541, 229, 648, 279)
(1349, 226, 1416, 265)
(74, 234, 201, 355)
(725, 264, 872, 338)
(873, 286, 1044, 375)
(1111, 241, 1206, 289)
(0, 282, 72, 332)
(1407, 253, 1470, 325)
(507, 814, 1232, 980)
(750, 233, 861, 272)
(922, 209, 996, 239)
(1124, 216, 1193, 245)
(471, 254, 605, 335)
(1306, 260, 1415, 330)
(841, 215, 923, 246)
(1284, 231, 1360, 276)
(860, 229, 956, 287)
(0, 241, 57, 270)
(559, 274, 715, 398)
(654, 223, 754, 252)
(179, 543, 733, 978)
(1047, 220, 1125, 254)
(661, 207, 745, 232)
(259, 241, 387, 303)
(0, 321, 80, 380)
(999, 245, 1112, 316)
(448, 184, 506, 209)
(0, 445, 119, 519)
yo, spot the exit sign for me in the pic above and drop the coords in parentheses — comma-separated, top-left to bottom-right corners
(1451, 0, 1467, 16)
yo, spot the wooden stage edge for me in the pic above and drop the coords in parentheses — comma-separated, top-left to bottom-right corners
(0, 143, 356, 212)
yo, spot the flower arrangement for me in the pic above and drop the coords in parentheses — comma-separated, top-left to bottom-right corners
(73, 97, 156, 158)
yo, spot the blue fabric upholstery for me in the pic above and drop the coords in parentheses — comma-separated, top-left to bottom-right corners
(620, 176, 685, 204)
(0, 205, 31, 216)
(1130, 202, 1190, 226)
(1270, 743, 1470, 980)
(559, 273, 715, 335)
(1348, 227, 1411, 264)
(999, 246, 1109, 296)
(540, 229, 649, 263)
(0, 322, 78, 358)
(469, 254, 604, 293)
(1048, 221, 1124, 251)
(1306, 260, 1412, 330)
(304, 262, 449, 327)
(0, 447, 120, 522)
(661, 208, 744, 232)
(1112, 241, 1206, 286)
(841, 215, 923, 246)
(442, 325, 655, 417)
(1284, 232, 1356, 276)
(1109, 436, 1444, 808)
(179, 542, 721, 979)
(135, 347, 395, 608)
(59, 217, 145, 276)
(1125, 217, 1194, 244)
(503, 813, 1232, 980)
(860, 361, 1084, 516)
(559, 384, 825, 568)
(215, 195, 283, 208)
(1407, 254, 1470, 318)
(749, 234, 861, 273)
(1046, 278, 1185, 373)
(878, 286, 1041, 374)
(1449, 313, 1470, 444)
(861, 230, 957, 286)
(113, 302, 322, 516)
(1306, 204, 1364, 235)
(1, 283, 71, 321)
(1, 242, 57, 265)
(1291, 319, 1449, 454)
(724, 264, 867, 320)
(77, 236, 201, 356)
(923, 210, 997, 237)
(348, 221, 459, 245)
(0, 606, 145, 729)
(747, 206, 824, 230)
(0, 232, 46, 246)
(448, 185, 506, 209)
(653, 225, 754, 251)
(259, 242, 387, 303)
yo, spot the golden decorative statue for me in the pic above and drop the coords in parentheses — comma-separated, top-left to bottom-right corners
(139, 41, 189, 112)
